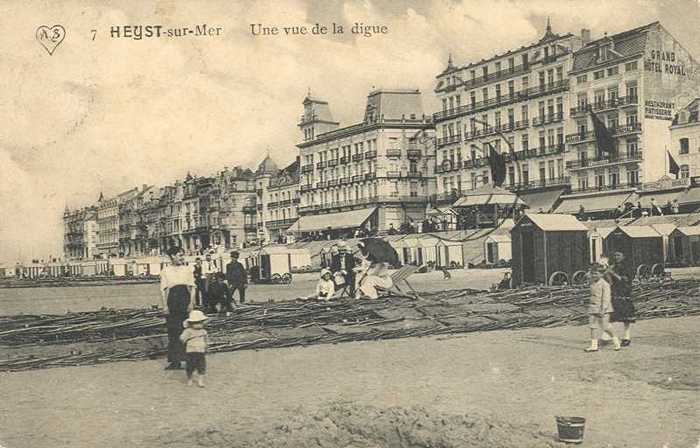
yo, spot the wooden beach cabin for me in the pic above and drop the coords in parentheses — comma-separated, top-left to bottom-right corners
(605, 226, 664, 275)
(511, 213, 590, 287)
(588, 226, 615, 264)
(669, 226, 700, 265)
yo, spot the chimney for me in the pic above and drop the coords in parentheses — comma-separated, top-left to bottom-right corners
(581, 28, 591, 44)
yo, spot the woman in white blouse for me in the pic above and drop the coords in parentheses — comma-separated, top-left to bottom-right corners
(160, 246, 196, 370)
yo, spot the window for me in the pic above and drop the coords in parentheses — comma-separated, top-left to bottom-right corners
(627, 169, 639, 186)
(521, 134, 529, 151)
(577, 74, 588, 84)
(495, 61, 501, 73)
(449, 96, 454, 110)
(521, 104, 529, 122)
(522, 76, 529, 92)
(538, 161, 546, 181)
(482, 66, 488, 80)
(508, 57, 514, 72)
(607, 66, 619, 76)
(594, 89, 605, 108)
(442, 98, 448, 112)
(608, 86, 619, 104)
(539, 130, 546, 152)
(494, 111, 501, 128)
(410, 181, 418, 197)
(596, 174, 605, 189)
(522, 164, 529, 183)
(548, 160, 555, 180)
(578, 176, 589, 190)
(522, 53, 529, 67)
(557, 128, 564, 146)
(556, 66, 563, 81)
(538, 71, 545, 88)
(547, 99, 555, 117)
(556, 97, 563, 116)
(508, 166, 515, 186)
(547, 69, 554, 85)
(495, 84, 501, 100)
(626, 111, 638, 125)
(609, 170, 619, 188)
(577, 93, 588, 110)
(507, 109, 515, 126)
(626, 81, 638, 100)
(593, 70, 605, 80)
(482, 87, 489, 102)
(681, 165, 690, 179)
(508, 80, 515, 97)
(470, 91, 476, 107)
(538, 101, 545, 119)
(680, 138, 690, 154)
(625, 61, 638, 71)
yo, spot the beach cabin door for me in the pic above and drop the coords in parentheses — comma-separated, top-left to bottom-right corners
(521, 230, 535, 283)
(487, 242, 499, 264)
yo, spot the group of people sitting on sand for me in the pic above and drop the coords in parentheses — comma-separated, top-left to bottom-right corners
(312, 240, 393, 300)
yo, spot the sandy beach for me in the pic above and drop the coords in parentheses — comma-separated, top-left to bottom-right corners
(1, 314, 697, 448)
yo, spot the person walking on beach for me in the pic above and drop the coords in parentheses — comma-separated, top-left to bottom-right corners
(226, 251, 247, 305)
(208, 272, 233, 315)
(201, 253, 218, 310)
(586, 264, 621, 352)
(192, 257, 205, 308)
(160, 246, 196, 370)
(606, 252, 635, 347)
(180, 310, 208, 387)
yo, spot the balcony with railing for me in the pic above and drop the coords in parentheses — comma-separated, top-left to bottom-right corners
(365, 150, 378, 159)
(352, 153, 364, 162)
(316, 161, 328, 169)
(327, 179, 339, 187)
(613, 122, 642, 136)
(327, 159, 338, 167)
(569, 182, 639, 194)
(436, 63, 530, 95)
(566, 130, 596, 145)
(386, 148, 402, 158)
(531, 112, 564, 126)
(300, 184, 313, 192)
(301, 164, 314, 173)
(299, 195, 428, 213)
(339, 156, 349, 164)
(566, 151, 643, 170)
(507, 176, 571, 192)
(316, 181, 327, 188)
(436, 134, 462, 148)
(433, 80, 571, 122)
(386, 171, 401, 179)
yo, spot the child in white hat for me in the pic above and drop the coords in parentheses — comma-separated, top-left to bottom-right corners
(316, 268, 335, 300)
(180, 310, 209, 387)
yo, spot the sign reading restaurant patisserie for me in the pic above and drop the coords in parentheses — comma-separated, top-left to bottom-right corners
(644, 99, 675, 120)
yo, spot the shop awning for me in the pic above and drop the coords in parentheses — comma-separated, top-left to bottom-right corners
(519, 188, 567, 213)
(453, 185, 526, 207)
(288, 207, 377, 233)
(555, 191, 637, 214)
(678, 187, 700, 206)
(426, 207, 458, 216)
(674, 226, 700, 236)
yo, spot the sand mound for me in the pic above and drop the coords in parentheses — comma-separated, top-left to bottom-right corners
(159, 403, 565, 448)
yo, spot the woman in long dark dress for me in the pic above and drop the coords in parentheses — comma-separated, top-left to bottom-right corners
(606, 252, 635, 347)
(161, 247, 196, 369)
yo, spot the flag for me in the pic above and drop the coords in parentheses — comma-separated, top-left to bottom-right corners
(589, 110, 616, 155)
(487, 144, 507, 187)
(668, 151, 680, 177)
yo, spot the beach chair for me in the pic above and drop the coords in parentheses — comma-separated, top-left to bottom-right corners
(377, 264, 424, 300)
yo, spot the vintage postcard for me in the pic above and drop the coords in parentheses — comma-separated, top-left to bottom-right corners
(1, 1, 699, 447)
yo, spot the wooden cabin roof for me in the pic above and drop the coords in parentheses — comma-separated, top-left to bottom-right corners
(516, 213, 588, 232)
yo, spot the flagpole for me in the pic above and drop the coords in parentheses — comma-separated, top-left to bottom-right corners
(665, 145, 668, 177)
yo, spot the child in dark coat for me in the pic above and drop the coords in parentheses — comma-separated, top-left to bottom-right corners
(207, 272, 233, 315)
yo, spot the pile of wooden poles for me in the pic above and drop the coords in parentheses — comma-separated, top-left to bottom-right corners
(1, 279, 698, 372)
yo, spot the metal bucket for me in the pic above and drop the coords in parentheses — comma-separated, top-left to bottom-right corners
(556, 416, 586, 444)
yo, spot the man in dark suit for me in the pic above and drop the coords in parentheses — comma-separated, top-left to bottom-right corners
(331, 241, 356, 296)
(225, 251, 247, 304)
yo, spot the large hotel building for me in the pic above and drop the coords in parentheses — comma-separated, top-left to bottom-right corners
(432, 20, 581, 212)
(293, 89, 435, 237)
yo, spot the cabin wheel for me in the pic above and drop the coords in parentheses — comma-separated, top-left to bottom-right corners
(650, 263, 664, 278)
(282, 273, 293, 284)
(635, 264, 650, 280)
(271, 273, 282, 284)
(572, 270, 588, 285)
(548, 271, 569, 286)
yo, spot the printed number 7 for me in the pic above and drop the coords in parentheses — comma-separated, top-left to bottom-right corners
(91, 29, 97, 41)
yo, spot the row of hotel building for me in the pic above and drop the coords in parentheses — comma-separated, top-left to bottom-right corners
(64, 21, 700, 259)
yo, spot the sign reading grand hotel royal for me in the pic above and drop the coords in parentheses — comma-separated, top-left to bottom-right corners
(643, 27, 700, 121)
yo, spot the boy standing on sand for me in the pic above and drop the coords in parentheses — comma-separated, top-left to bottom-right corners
(586, 265, 621, 352)
(180, 310, 208, 387)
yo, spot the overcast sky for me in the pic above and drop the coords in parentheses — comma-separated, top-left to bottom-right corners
(1, 0, 699, 263)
